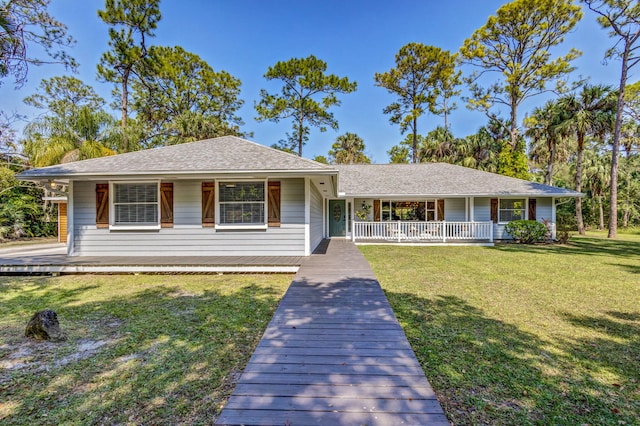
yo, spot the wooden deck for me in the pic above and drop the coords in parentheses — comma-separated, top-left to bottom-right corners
(0, 243, 302, 274)
(216, 239, 449, 425)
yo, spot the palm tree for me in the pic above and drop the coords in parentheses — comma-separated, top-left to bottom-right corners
(24, 106, 117, 167)
(328, 132, 371, 164)
(557, 84, 617, 234)
(584, 149, 611, 230)
(419, 126, 456, 162)
(455, 127, 500, 172)
(620, 121, 640, 227)
(525, 99, 571, 185)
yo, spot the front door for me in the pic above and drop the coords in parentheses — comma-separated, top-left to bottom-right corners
(329, 200, 346, 237)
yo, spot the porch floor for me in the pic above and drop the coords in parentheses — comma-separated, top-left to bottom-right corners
(0, 243, 302, 274)
(215, 239, 448, 425)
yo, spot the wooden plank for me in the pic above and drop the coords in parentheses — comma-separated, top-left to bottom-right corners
(224, 395, 445, 413)
(252, 346, 416, 357)
(231, 383, 438, 399)
(216, 410, 450, 426)
(256, 339, 413, 350)
(242, 362, 425, 376)
(248, 354, 422, 367)
(237, 372, 434, 387)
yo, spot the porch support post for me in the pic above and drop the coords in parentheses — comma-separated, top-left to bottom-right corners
(304, 177, 311, 256)
(469, 197, 474, 221)
(552, 197, 557, 240)
(67, 180, 74, 255)
(442, 221, 446, 243)
(352, 220, 356, 242)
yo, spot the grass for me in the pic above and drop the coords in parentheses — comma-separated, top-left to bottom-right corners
(0, 274, 291, 425)
(361, 230, 640, 425)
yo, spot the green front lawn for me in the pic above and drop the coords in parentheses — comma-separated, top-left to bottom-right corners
(0, 274, 291, 425)
(362, 231, 640, 425)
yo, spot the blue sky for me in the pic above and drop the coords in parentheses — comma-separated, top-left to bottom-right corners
(1, 0, 624, 163)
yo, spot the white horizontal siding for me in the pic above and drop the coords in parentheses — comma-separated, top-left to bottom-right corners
(281, 178, 305, 224)
(71, 179, 306, 256)
(174, 180, 201, 226)
(536, 198, 553, 222)
(444, 198, 465, 221)
(309, 182, 324, 251)
(473, 198, 491, 222)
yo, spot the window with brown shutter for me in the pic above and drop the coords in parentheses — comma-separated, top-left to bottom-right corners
(268, 181, 281, 227)
(202, 182, 215, 227)
(437, 199, 445, 221)
(490, 198, 498, 223)
(160, 182, 174, 228)
(528, 199, 537, 221)
(96, 183, 109, 228)
(373, 200, 380, 221)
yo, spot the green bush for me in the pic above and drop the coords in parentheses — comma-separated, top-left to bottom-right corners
(504, 220, 548, 244)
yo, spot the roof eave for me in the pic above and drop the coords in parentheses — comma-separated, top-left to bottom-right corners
(339, 192, 582, 198)
(17, 168, 339, 182)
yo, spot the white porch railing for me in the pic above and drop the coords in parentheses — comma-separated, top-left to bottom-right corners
(351, 221, 494, 243)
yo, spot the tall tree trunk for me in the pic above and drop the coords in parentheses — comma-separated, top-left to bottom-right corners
(510, 100, 518, 149)
(412, 112, 418, 163)
(575, 134, 585, 235)
(608, 43, 630, 239)
(121, 69, 129, 153)
(545, 139, 556, 186)
(623, 153, 631, 228)
(297, 111, 304, 157)
(598, 194, 604, 230)
(443, 99, 449, 130)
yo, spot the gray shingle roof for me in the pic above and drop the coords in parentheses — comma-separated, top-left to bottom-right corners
(18, 136, 336, 179)
(335, 163, 580, 197)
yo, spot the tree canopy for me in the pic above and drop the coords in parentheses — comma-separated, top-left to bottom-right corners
(460, 0, 583, 150)
(0, 0, 76, 88)
(375, 43, 460, 163)
(328, 132, 371, 164)
(97, 0, 161, 152)
(582, 0, 640, 238)
(131, 45, 245, 147)
(255, 55, 357, 156)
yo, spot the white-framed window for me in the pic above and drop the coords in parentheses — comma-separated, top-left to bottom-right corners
(381, 201, 427, 221)
(499, 198, 526, 222)
(111, 182, 159, 227)
(218, 181, 266, 225)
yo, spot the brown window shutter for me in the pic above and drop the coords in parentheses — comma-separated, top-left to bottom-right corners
(268, 181, 281, 227)
(528, 199, 537, 221)
(373, 200, 380, 221)
(437, 199, 445, 221)
(160, 183, 174, 228)
(96, 183, 109, 228)
(202, 182, 215, 227)
(490, 198, 498, 223)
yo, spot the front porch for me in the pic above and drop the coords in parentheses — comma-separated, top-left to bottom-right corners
(351, 221, 494, 244)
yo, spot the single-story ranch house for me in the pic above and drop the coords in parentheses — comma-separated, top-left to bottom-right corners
(18, 136, 580, 257)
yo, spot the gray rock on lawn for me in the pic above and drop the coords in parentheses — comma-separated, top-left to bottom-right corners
(25, 309, 67, 341)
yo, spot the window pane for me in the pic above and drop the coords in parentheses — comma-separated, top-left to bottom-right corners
(391, 201, 425, 221)
(114, 183, 157, 203)
(113, 183, 158, 225)
(499, 199, 525, 222)
(219, 182, 265, 225)
(115, 204, 158, 223)
(220, 203, 264, 224)
(219, 183, 264, 202)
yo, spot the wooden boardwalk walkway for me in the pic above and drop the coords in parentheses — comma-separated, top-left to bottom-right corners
(216, 239, 448, 425)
